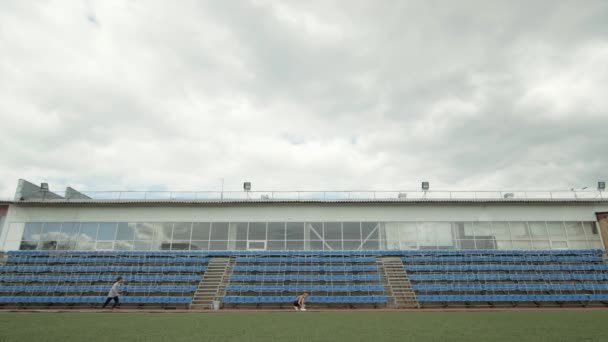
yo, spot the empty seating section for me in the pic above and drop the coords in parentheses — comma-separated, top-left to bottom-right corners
(405, 249, 608, 307)
(0, 251, 208, 307)
(224, 254, 387, 307)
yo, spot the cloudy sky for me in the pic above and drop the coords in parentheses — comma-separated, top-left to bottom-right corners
(0, 0, 607, 198)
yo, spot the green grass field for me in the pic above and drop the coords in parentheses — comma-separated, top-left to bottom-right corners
(1, 311, 607, 342)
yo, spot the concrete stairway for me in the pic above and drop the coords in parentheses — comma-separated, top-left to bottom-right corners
(377, 257, 419, 308)
(191, 257, 234, 310)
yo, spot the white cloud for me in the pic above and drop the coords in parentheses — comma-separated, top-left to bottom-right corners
(0, 0, 607, 199)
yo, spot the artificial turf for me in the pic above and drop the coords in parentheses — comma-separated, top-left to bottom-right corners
(0, 311, 607, 342)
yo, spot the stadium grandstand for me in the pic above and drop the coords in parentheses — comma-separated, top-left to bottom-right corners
(1, 179, 608, 310)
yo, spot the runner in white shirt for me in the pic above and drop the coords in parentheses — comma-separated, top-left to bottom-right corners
(102, 276, 123, 309)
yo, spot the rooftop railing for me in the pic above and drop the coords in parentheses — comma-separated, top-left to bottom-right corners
(14, 190, 607, 202)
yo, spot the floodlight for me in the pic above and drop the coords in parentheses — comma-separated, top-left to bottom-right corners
(40, 183, 49, 192)
(599, 181, 606, 191)
(421, 182, 429, 191)
(243, 182, 251, 191)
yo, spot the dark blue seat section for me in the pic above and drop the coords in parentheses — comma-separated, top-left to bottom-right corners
(222, 296, 387, 304)
(231, 265, 378, 272)
(408, 273, 608, 281)
(413, 283, 608, 292)
(225, 285, 384, 292)
(0, 296, 192, 304)
(402, 255, 603, 263)
(404, 264, 608, 272)
(0, 275, 202, 282)
(7, 257, 210, 264)
(0, 285, 198, 293)
(417, 295, 608, 302)
(0, 266, 207, 273)
(235, 257, 376, 263)
(229, 275, 381, 282)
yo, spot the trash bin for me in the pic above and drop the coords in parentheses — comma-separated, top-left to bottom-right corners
(212, 300, 220, 310)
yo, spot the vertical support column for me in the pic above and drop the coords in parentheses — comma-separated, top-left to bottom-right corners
(596, 213, 608, 251)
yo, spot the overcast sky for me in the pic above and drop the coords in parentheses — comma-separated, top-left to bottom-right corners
(0, 0, 607, 198)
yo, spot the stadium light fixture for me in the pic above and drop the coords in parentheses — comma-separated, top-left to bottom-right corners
(599, 181, 606, 191)
(243, 182, 251, 191)
(421, 182, 429, 191)
(40, 183, 49, 192)
(398, 192, 407, 199)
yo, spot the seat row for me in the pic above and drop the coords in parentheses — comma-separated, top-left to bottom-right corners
(0, 266, 207, 273)
(412, 283, 608, 292)
(229, 275, 382, 282)
(7, 257, 210, 264)
(402, 256, 603, 263)
(405, 264, 608, 272)
(222, 296, 388, 304)
(232, 266, 378, 272)
(0, 275, 202, 282)
(0, 296, 192, 304)
(8, 249, 603, 257)
(235, 257, 376, 263)
(0, 285, 197, 293)
(225, 285, 384, 292)
(408, 273, 608, 281)
(417, 294, 608, 302)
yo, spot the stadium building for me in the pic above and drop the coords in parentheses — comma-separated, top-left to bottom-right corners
(0, 179, 607, 310)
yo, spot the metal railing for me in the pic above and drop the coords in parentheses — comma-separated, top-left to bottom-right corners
(15, 190, 608, 202)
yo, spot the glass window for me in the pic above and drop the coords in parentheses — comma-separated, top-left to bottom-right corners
(248, 222, 266, 240)
(135, 223, 156, 240)
(491, 223, 510, 239)
(57, 241, 76, 250)
(509, 223, 530, 239)
(114, 240, 134, 250)
(323, 222, 341, 240)
(309, 240, 324, 250)
(41, 223, 62, 241)
(326, 240, 342, 250)
(565, 222, 585, 237)
(529, 222, 548, 240)
(22, 223, 43, 241)
(361, 239, 380, 250)
(79, 223, 98, 242)
(418, 222, 436, 245)
(286, 240, 304, 250)
(569, 240, 588, 249)
(172, 223, 192, 240)
(211, 222, 229, 240)
(512, 240, 532, 249)
(231, 223, 248, 240)
(532, 240, 550, 249)
(400, 223, 417, 240)
(60, 222, 79, 241)
(171, 241, 190, 250)
(475, 239, 496, 249)
(192, 222, 210, 240)
(343, 240, 361, 250)
(19, 241, 38, 250)
(342, 222, 361, 240)
(589, 241, 603, 248)
(583, 222, 598, 236)
(474, 223, 491, 237)
(361, 222, 378, 240)
(461, 223, 474, 237)
(76, 240, 94, 250)
(546, 222, 566, 238)
(286, 222, 304, 240)
(209, 240, 228, 250)
(133, 241, 152, 251)
(458, 239, 475, 249)
(95, 241, 113, 250)
(234, 240, 247, 250)
(116, 222, 135, 240)
(551, 241, 568, 249)
(268, 223, 286, 240)
(190, 240, 209, 250)
(436, 223, 454, 246)
(97, 223, 117, 240)
(157, 223, 174, 242)
(267, 240, 285, 250)
(40, 241, 58, 250)
(496, 240, 513, 249)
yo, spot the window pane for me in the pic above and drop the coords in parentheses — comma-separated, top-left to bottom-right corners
(529, 222, 548, 240)
(97, 223, 117, 240)
(211, 223, 229, 240)
(361, 239, 380, 250)
(306, 222, 323, 241)
(509, 223, 530, 239)
(95, 241, 113, 250)
(116, 222, 135, 240)
(286, 222, 304, 240)
(40, 241, 57, 250)
(361, 222, 379, 240)
(248, 222, 266, 240)
(157, 223, 174, 242)
(309, 240, 323, 250)
(60, 222, 79, 241)
(20, 241, 38, 250)
(268, 223, 286, 240)
(171, 241, 190, 250)
(551, 241, 568, 249)
(286, 240, 304, 250)
(190, 240, 209, 250)
(134, 241, 152, 251)
(192, 222, 210, 240)
(323, 222, 341, 240)
(436, 223, 454, 246)
(326, 240, 341, 250)
(209, 240, 228, 250)
(512, 240, 531, 249)
(135, 222, 156, 240)
(546, 222, 566, 238)
(475, 239, 496, 249)
(496, 240, 513, 249)
(474, 223, 491, 237)
(532, 240, 550, 249)
(231, 223, 248, 240)
(418, 223, 436, 245)
(79, 223, 98, 242)
(172, 223, 192, 240)
(342, 222, 361, 240)
(342, 240, 361, 250)
(57, 241, 76, 250)
(491, 223, 510, 239)
(41, 223, 62, 241)
(76, 240, 94, 250)
(267, 240, 285, 250)
(583, 222, 598, 236)
(569, 240, 588, 249)
(235, 240, 247, 250)
(114, 240, 133, 250)
(22, 223, 43, 241)
(565, 222, 585, 237)
(458, 239, 475, 249)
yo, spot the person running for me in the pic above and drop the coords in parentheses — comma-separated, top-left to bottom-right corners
(102, 276, 123, 309)
(293, 292, 309, 311)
